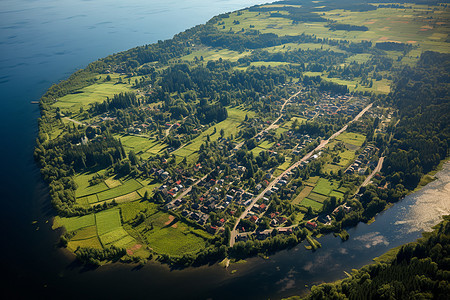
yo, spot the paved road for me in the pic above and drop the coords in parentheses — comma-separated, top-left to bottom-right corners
(229, 103, 373, 247)
(170, 174, 209, 204)
(361, 156, 384, 187)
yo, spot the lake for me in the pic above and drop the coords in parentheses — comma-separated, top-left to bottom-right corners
(0, 0, 448, 299)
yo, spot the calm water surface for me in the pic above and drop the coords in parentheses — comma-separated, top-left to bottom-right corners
(1, 1, 449, 299)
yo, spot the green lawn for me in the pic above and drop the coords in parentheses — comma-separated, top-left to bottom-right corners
(277, 157, 292, 171)
(258, 140, 275, 149)
(115, 135, 162, 155)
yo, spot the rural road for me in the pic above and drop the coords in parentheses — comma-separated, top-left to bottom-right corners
(361, 156, 385, 187)
(234, 90, 302, 150)
(229, 102, 373, 247)
(63, 117, 85, 126)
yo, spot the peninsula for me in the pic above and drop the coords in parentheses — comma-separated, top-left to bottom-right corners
(36, 0, 449, 276)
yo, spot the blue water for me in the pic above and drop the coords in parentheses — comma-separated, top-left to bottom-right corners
(1, 1, 448, 299)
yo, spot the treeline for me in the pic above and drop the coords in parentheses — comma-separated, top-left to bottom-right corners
(375, 42, 414, 52)
(75, 246, 126, 266)
(327, 23, 368, 31)
(302, 215, 450, 299)
(229, 230, 307, 260)
(91, 92, 139, 114)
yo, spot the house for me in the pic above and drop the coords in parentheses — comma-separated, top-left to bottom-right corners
(306, 221, 317, 230)
(259, 203, 267, 212)
(207, 226, 218, 234)
(250, 215, 259, 223)
(256, 231, 270, 240)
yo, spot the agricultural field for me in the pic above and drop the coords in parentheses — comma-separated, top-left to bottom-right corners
(216, 4, 449, 53)
(96, 209, 122, 235)
(95, 178, 143, 202)
(53, 214, 95, 232)
(52, 73, 137, 113)
(292, 185, 314, 205)
(54, 207, 142, 253)
(115, 135, 162, 155)
(312, 178, 340, 196)
(335, 132, 366, 148)
(74, 170, 109, 198)
(300, 198, 323, 211)
(181, 47, 250, 62)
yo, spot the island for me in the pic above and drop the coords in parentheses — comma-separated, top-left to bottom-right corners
(35, 0, 448, 285)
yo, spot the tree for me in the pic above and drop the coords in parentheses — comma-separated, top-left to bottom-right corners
(128, 150, 138, 165)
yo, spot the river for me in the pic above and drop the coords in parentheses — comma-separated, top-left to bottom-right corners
(0, 1, 449, 299)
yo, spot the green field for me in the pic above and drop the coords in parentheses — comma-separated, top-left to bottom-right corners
(53, 74, 135, 112)
(120, 201, 159, 223)
(292, 185, 314, 205)
(250, 146, 266, 156)
(307, 192, 329, 203)
(68, 237, 103, 251)
(283, 116, 307, 129)
(329, 190, 345, 201)
(74, 171, 109, 198)
(336, 132, 366, 147)
(300, 198, 323, 211)
(96, 178, 143, 202)
(216, 5, 449, 53)
(181, 47, 250, 62)
(53, 214, 95, 232)
(99, 228, 130, 246)
(258, 140, 275, 149)
(312, 178, 339, 196)
(71, 226, 97, 240)
(144, 223, 207, 256)
(277, 157, 292, 171)
(263, 42, 346, 54)
(96, 209, 122, 235)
